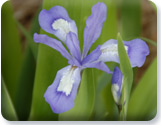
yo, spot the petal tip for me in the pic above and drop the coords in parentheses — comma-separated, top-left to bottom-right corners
(33, 33, 40, 43)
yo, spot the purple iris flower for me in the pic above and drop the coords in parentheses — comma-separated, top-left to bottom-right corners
(33, 2, 149, 114)
(111, 67, 123, 105)
(34, 2, 111, 114)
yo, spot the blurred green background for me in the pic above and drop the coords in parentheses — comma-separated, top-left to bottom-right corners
(1, 0, 157, 121)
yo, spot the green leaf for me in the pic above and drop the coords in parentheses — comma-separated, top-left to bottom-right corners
(93, 71, 118, 121)
(15, 7, 41, 61)
(59, 69, 95, 121)
(121, 0, 141, 40)
(117, 33, 133, 120)
(14, 46, 36, 120)
(93, 63, 119, 121)
(102, 83, 119, 120)
(93, 72, 111, 121)
(1, 1, 22, 102)
(1, 76, 18, 121)
(30, 7, 41, 35)
(13, 8, 40, 120)
(127, 58, 157, 121)
(16, 21, 38, 60)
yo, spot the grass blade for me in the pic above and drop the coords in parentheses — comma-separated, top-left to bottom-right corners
(1, 76, 18, 121)
(127, 58, 157, 120)
(117, 33, 133, 120)
(13, 7, 41, 120)
(16, 21, 38, 60)
(1, 1, 22, 102)
(14, 46, 36, 120)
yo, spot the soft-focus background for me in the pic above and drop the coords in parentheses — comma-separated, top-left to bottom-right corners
(1, 0, 157, 121)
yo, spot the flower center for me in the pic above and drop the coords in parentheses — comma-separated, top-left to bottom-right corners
(52, 19, 71, 34)
(57, 66, 77, 96)
(100, 44, 128, 62)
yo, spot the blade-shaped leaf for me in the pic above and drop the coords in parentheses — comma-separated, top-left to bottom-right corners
(16, 21, 38, 60)
(13, 8, 40, 120)
(30, 7, 41, 35)
(1, 76, 18, 121)
(93, 62, 119, 121)
(1, 1, 22, 102)
(117, 33, 133, 120)
(14, 46, 36, 121)
(93, 71, 118, 121)
(127, 58, 157, 121)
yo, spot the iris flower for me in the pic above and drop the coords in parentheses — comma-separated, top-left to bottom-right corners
(34, 2, 149, 114)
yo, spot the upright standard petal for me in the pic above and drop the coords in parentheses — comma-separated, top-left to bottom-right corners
(39, 6, 78, 42)
(111, 67, 123, 105)
(66, 32, 81, 62)
(44, 65, 81, 114)
(99, 39, 149, 67)
(82, 45, 102, 65)
(82, 2, 107, 58)
(34, 33, 81, 67)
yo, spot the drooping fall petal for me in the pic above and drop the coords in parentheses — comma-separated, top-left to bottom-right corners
(44, 65, 81, 114)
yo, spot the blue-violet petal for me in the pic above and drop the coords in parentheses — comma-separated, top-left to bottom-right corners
(39, 6, 78, 42)
(44, 65, 81, 114)
(82, 2, 107, 58)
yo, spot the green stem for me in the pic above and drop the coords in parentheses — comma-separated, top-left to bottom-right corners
(119, 86, 127, 121)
